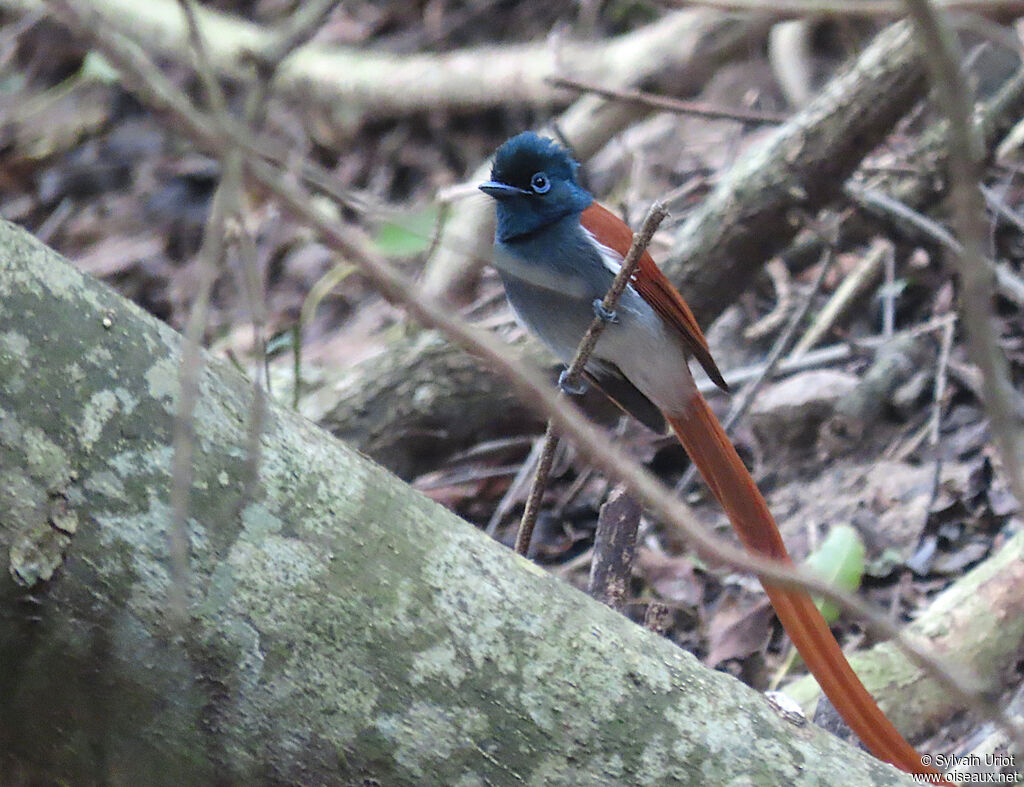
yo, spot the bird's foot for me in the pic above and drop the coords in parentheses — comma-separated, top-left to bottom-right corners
(592, 299, 619, 324)
(558, 369, 588, 396)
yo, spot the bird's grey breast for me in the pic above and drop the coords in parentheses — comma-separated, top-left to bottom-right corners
(495, 217, 614, 361)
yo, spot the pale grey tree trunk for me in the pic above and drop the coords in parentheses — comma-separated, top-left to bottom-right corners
(0, 219, 913, 785)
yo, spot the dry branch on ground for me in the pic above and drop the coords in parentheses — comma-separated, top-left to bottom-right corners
(1, 0, 759, 133)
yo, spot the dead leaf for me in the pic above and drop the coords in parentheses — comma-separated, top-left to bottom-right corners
(704, 589, 774, 668)
(635, 547, 702, 608)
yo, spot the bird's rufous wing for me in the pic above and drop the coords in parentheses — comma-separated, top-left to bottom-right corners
(580, 203, 728, 392)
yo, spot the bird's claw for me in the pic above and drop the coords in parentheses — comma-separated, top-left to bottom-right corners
(592, 299, 619, 323)
(558, 369, 588, 396)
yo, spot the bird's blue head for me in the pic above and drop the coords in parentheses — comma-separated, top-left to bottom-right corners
(480, 132, 593, 242)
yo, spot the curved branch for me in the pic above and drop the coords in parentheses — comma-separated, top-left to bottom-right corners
(8, 0, 754, 126)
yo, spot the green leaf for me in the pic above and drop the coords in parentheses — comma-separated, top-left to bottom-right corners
(372, 205, 441, 257)
(804, 524, 865, 624)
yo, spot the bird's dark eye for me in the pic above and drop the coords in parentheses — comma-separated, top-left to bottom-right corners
(530, 172, 550, 194)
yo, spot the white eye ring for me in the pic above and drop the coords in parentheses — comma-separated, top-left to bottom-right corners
(531, 172, 550, 194)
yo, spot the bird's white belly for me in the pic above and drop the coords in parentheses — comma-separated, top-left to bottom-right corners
(593, 290, 697, 416)
(505, 276, 697, 416)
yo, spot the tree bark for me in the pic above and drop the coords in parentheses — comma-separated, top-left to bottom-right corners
(0, 219, 916, 785)
(313, 331, 551, 479)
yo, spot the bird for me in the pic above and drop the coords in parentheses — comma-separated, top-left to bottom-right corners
(479, 131, 946, 782)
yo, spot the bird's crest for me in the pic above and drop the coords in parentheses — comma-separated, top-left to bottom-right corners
(490, 132, 580, 190)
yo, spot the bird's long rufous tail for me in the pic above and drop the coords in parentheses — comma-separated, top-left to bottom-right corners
(667, 391, 948, 782)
